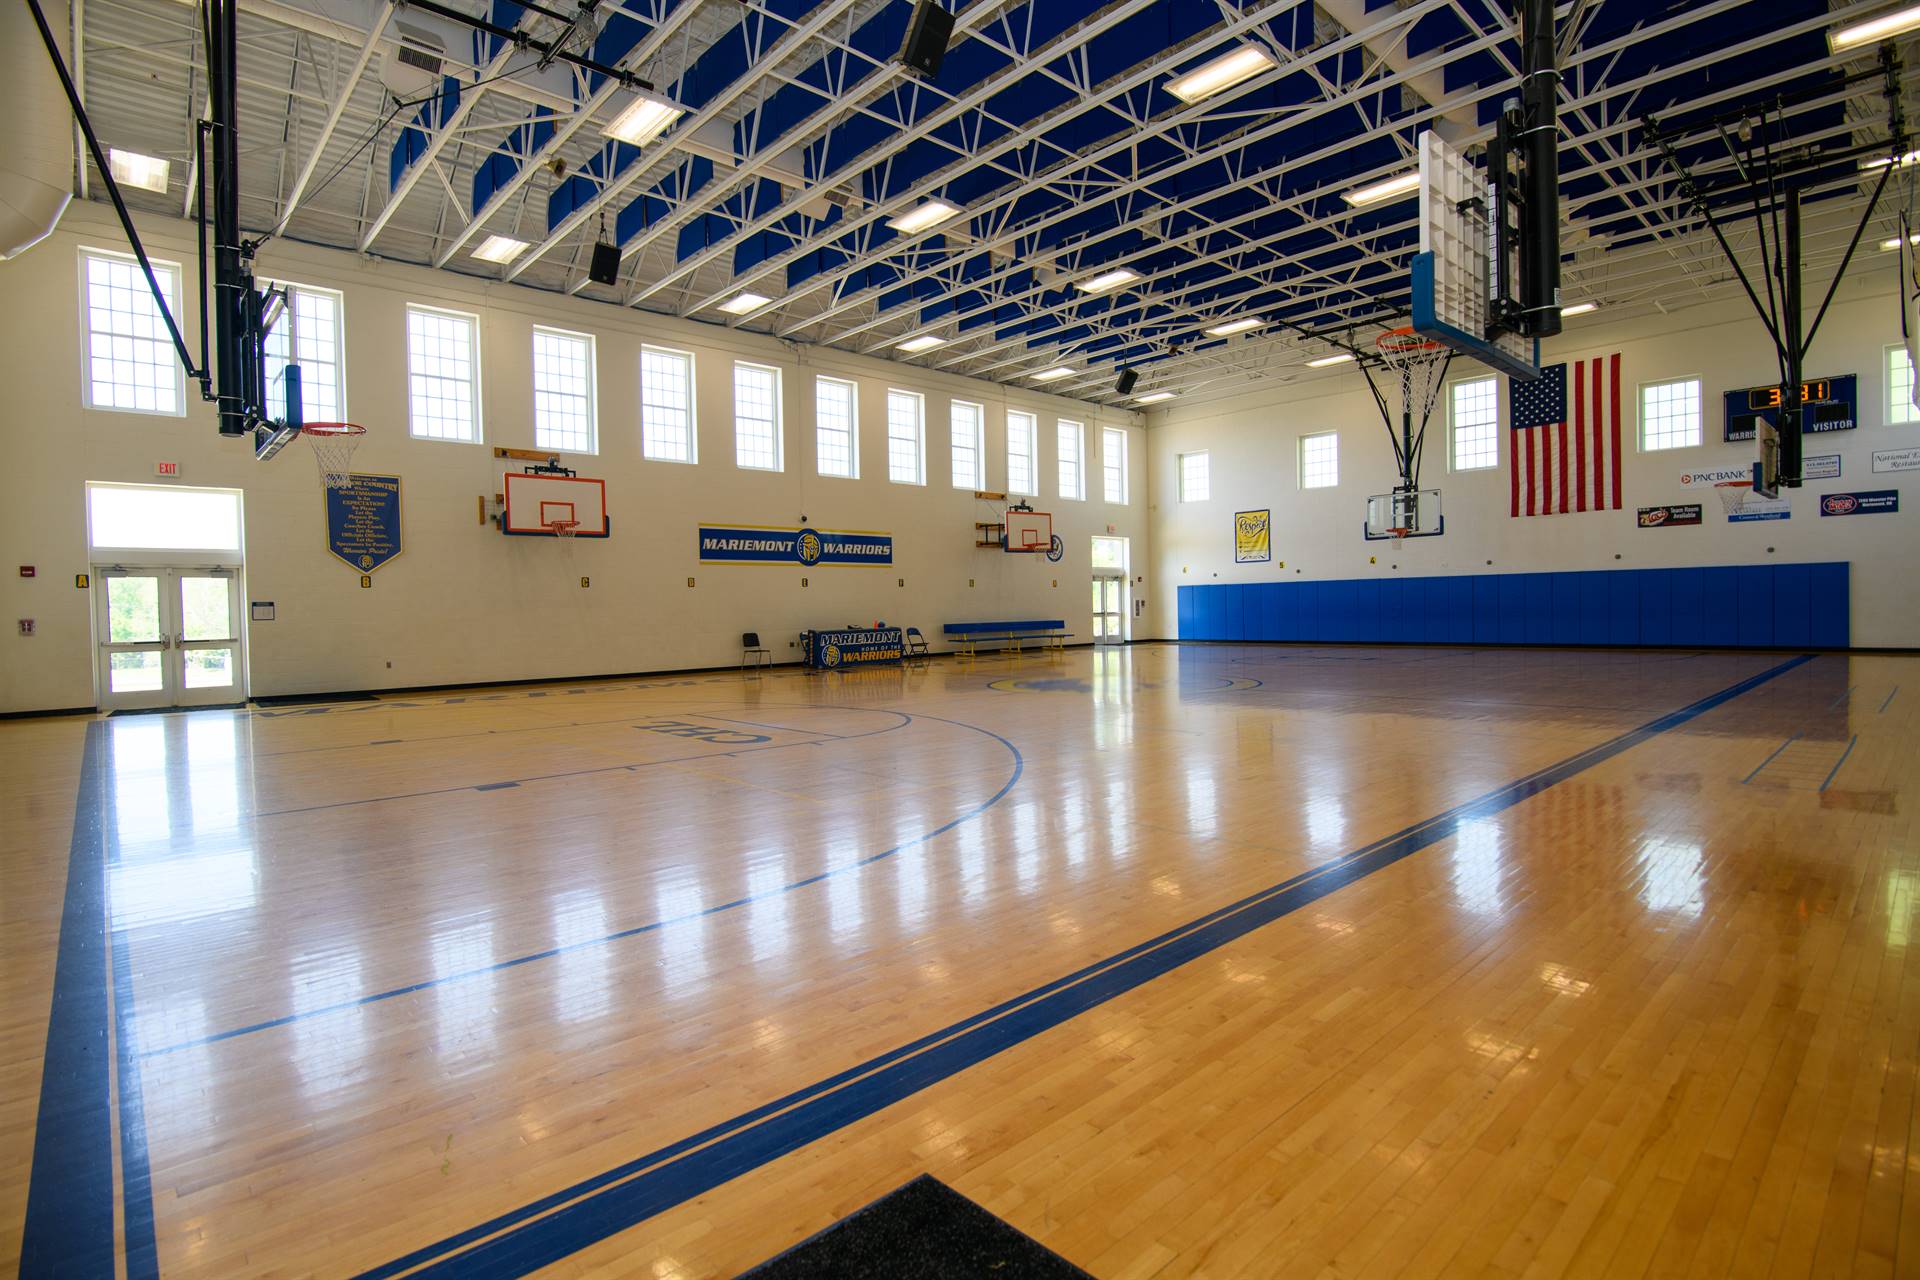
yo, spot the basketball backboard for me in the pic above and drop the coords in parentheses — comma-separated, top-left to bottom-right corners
(501, 472, 609, 537)
(1412, 130, 1540, 381)
(1004, 509, 1052, 553)
(1364, 489, 1443, 540)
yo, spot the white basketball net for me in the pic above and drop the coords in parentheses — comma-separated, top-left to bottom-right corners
(1713, 479, 1752, 516)
(1375, 331, 1452, 434)
(305, 425, 365, 490)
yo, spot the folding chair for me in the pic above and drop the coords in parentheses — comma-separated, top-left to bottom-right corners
(904, 626, 930, 663)
(741, 632, 772, 672)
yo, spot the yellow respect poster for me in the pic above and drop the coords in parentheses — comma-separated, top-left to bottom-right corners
(1234, 509, 1270, 563)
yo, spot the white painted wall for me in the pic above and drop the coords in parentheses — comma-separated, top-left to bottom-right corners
(0, 204, 1148, 713)
(1145, 285, 1920, 647)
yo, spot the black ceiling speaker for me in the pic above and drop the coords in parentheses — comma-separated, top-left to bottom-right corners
(1115, 367, 1139, 396)
(588, 240, 620, 286)
(898, 2, 955, 78)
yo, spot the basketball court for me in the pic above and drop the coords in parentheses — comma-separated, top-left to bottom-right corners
(4, 0, 1920, 1276)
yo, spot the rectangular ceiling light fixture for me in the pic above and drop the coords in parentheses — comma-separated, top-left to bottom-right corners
(1076, 268, 1141, 294)
(1881, 233, 1920, 250)
(1032, 366, 1076, 382)
(1203, 316, 1263, 337)
(603, 90, 686, 147)
(718, 291, 773, 315)
(1305, 352, 1354, 368)
(1341, 171, 1421, 207)
(895, 334, 946, 353)
(472, 234, 529, 264)
(1560, 302, 1598, 317)
(1134, 391, 1176, 404)
(108, 149, 171, 194)
(1830, 2, 1920, 51)
(1862, 149, 1920, 169)
(1167, 44, 1278, 105)
(887, 198, 962, 234)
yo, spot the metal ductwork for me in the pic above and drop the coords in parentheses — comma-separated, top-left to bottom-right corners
(0, 1, 76, 260)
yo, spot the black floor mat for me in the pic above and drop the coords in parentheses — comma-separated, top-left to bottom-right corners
(737, 1175, 1094, 1279)
(109, 703, 245, 716)
(250, 690, 379, 706)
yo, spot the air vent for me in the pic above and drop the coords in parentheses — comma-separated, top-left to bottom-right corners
(382, 23, 446, 99)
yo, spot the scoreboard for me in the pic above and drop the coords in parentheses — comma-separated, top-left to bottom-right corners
(1724, 372, 1856, 442)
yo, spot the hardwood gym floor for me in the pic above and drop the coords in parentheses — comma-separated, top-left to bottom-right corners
(3, 643, 1916, 1278)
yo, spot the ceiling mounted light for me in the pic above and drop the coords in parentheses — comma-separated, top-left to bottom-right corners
(887, 198, 962, 234)
(1306, 352, 1354, 368)
(895, 334, 946, 353)
(1560, 302, 1598, 317)
(718, 291, 773, 315)
(1076, 268, 1140, 294)
(1166, 44, 1279, 105)
(1830, 2, 1920, 51)
(1204, 316, 1263, 337)
(1863, 149, 1920, 169)
(603, 90, 686, 147)
(108, 149, 170, 194)
(1341, 171, 1421, 207)
(1881, 233, 1920, 250)
(1134, 391, 1176, 404)
(1032, 366, 1076, 382)
(472, 234, 529, 264)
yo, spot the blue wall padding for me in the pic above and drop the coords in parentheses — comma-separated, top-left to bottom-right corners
(1176, 563, 1850, 649)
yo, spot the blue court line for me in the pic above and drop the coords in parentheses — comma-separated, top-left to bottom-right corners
(1880, 686, 1899, 714)
(140, 711, 1021, 1059)
(109, 926, 160, 1280)
(1741, 733, 1799, 785)
(355, 653, 1816, 1280)
(1819, 735, 1858, 792)
(1827, 685, 1857, 711)
(18, 724, 114, 1278)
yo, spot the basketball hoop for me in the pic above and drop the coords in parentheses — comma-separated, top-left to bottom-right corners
(547, 519, 580, 538)
(1712, 478, 1753, 518)
(1374, 326, 1451, 431)
(301, 422, 366, 490)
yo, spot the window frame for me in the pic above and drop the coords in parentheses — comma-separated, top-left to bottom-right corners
(79, 246, 188, 417)
(1637, 375, 1704, 453)
(1299, 430, 1339, 489)
(886, 388, 926, 485)
(732, 360, 784, 472)
(1006, 410, 1038, 497)
(530, 324, 598, 456)
(1887, 344, 1919, 425)
(640, 343, 698, 464)
(950, 399, 985, 490)
(815, 375, 860, 478)
(262, 278, 348, 427)
(1447, 374, 1499, 472)
(1102, 426, 1128, 504)
(1057, 418, 1086, 501)
(404, 302, 484, 444)
(1178, 450, 1210, 503)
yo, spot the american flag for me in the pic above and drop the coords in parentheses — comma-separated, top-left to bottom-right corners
(1510, 355, 1623, 517)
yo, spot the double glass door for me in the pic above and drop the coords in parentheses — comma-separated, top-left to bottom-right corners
(1092, 573, 1128, 645)
(96, 568, 244, 708)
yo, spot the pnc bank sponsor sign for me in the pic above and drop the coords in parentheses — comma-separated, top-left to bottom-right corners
(698, 524, 894, 566)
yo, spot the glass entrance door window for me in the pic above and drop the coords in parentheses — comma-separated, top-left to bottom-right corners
(1092, 575, 1126, 644)
(96, 568, 244, 708)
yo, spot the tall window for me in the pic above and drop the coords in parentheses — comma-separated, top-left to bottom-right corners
(951, 400, 984, 489)
(1639, 377, 1702, 451)
(1057, 419, 1085, 500)
(887, 389, 925, 484)
(1103, 426, 1128, 503)
(264, 282, 345, 425)
(1449, 376, 1498, 471)
(81, 248, 185, 414)
(1299, 431, 1339, 488)
(1007, 411, 1038, 496)
(405, 304, 481, 442)
(531, 326, 596, 454)
(734, 362, 782, 470)
(1888, 345, 1919, 424)
(641, 346, 696, 462)
(1179, 450, 1210, 502)
(816, 376, 857, 477)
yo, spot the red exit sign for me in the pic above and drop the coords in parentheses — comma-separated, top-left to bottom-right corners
(155, 461, 180, 477)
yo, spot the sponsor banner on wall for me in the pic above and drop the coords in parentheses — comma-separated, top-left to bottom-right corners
(325, 474, 403, 572)
(1819, 490, 1900, 517)
(1803, 453, 1841, 480)
(1730, 493, 1790, 523)
(1637, 504, 1702, 528)
(1723, 373, 1857, 441)
(698, 524, 893, 565)
(1873, 446, 1920, 473)
(1234, 509, 1271, 563)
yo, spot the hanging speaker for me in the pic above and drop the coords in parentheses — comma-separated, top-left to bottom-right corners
(1115, 368, 1138, 396)
(898, 1, 955, 78)
(588, 240, 620, 286)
